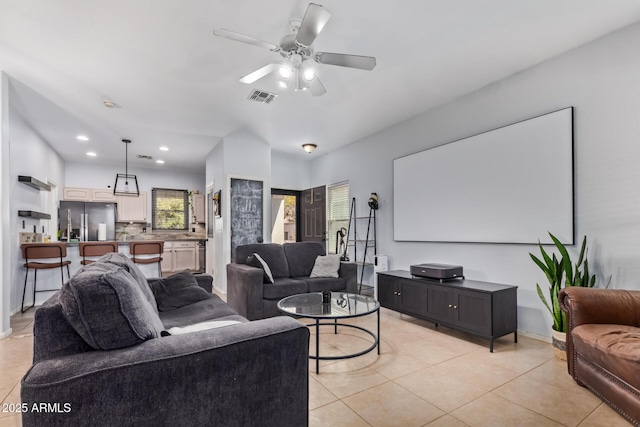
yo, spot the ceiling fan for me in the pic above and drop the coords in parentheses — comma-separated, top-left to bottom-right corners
(213, 3, 376, 96)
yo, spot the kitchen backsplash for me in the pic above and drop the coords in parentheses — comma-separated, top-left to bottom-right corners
(115, 222, 205, 241)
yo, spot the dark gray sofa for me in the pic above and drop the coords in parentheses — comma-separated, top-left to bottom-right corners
(227, 242, 357, 320)
(21, 253, 309, 427)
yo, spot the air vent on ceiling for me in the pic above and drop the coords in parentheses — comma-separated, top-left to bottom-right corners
(137, 155, 153, 160)
(248, 89, 278, 104)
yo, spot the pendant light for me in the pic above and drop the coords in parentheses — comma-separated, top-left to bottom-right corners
(114, 139, 140, 196)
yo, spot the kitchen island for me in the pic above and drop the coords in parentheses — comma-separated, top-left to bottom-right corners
(19, 237, 206, 307)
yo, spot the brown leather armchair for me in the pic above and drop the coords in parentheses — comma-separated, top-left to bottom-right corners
(560, 287, 640, 426)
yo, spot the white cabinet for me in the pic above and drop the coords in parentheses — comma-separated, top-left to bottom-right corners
(63, 187, 117, 202)
(161, 242, 173, 273)
(162, 241, 198, 275)
(174, 241, 198, 270)
(116, 191, 148, 222)
(91, 189, 117, 202)
(193, 194, 205, 224)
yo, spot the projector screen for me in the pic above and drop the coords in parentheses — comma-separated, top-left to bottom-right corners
(393, 107, 574, 244)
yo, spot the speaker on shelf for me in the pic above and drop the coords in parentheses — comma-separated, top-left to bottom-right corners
(373, 255, 388, 300)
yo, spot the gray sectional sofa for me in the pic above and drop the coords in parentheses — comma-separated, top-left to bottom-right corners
(21, 253, 309, 427)
(227, 242, 357, 320)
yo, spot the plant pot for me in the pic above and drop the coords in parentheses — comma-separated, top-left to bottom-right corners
(551, 328, 567, 361)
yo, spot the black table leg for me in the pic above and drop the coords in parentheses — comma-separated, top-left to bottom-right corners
(316, 318, 320, 374)
(377, 308, 380, 355)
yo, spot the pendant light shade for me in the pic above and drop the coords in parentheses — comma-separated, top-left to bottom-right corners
(114, 139, 140, 196)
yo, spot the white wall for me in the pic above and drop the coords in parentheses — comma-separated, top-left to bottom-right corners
(271, 151, 311, 190)
(205, 129, 271, 292)
(310, 22, 640, 338)
(8, 97, 65, 313)
(65, 161, 205, 223)
(0, 72, 10, 336)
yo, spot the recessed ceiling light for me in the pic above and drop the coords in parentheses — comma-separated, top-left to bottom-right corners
(156, 160, 165, 164)
(77, 135, 89, 141)
(86, 152, 97, 157)
(159, 146, 169, 151)
(103, 100, 118, 108)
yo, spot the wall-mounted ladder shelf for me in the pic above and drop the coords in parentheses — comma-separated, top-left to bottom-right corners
(345, 197, 377, 296)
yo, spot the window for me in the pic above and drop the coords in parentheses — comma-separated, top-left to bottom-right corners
(327, 182, 349, 254)
(152, 188, 189, 230)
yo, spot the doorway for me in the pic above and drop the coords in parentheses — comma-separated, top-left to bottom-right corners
(300, 185, 326, 243)
(271, 189, 300, 244)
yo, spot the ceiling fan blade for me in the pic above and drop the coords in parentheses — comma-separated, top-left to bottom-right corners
(295, 3, 331, 48)
(239, 63, 278, 84)
(213, 28, 280, 52)
(308, 76, 326, 97)
(314, 52, 377, 70)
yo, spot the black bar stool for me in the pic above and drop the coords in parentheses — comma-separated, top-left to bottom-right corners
(79, 241, 119, 265)
(129, 241, 164, 277)
(21, 243, 71, 313)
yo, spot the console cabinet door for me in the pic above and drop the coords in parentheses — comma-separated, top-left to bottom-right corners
(398, 279, 427, 317)
(453, 289, 491, 336)
(426, 285, 454, 324)
(377, 274, 399, 311)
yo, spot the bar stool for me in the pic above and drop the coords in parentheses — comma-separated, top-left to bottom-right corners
(79, 241, 119, 265)
(129, 241, 164, 277)
(21, 243, 71, 313)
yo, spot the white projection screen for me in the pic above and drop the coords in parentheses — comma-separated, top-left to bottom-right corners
(393, 107, 574, 244)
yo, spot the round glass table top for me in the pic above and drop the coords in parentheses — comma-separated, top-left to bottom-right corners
(277, 292, 379, 319)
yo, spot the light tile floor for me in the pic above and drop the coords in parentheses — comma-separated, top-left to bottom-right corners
(0, 306, 633, 427)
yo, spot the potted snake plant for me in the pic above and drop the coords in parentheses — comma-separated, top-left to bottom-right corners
(530, 233, 596, 360)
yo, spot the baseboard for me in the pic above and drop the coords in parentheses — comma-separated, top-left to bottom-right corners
(0, 327, 13, 339)
(517, 330, 552, 343)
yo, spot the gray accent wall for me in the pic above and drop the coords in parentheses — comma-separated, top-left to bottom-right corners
(308, 22, 640, 338)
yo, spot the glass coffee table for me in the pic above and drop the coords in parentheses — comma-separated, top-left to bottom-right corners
(277, 292, 380, 374)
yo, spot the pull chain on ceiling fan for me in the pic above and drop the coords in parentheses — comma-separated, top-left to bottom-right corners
(213, 3, 376, 96)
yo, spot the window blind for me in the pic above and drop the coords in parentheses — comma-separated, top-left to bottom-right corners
(152, 188, 189, 230)
(327, 182, 349, 254)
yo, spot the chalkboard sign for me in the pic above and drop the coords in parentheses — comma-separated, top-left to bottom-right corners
(230, 178, 263, 261)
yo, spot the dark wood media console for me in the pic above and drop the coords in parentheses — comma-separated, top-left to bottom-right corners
(377, 270, 518, 352)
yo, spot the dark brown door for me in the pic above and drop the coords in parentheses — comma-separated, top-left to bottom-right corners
(300, 186, 326, 243)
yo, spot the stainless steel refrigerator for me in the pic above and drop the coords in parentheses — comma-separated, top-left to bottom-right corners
(59, 201, 117, 241)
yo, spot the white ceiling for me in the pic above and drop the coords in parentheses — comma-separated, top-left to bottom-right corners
(1, 0, 640, 172)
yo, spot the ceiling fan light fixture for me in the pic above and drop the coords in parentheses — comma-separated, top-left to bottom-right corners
(278, 65, 292, 79)
(303, 68, 316, 81)
(302, 143, 317, 153)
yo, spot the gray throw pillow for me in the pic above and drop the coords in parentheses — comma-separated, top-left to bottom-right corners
(97, 252, 159, 314)
(149, 270, 211, 311)
(59, 262, 164, 350)
(310, 254, 341, 278)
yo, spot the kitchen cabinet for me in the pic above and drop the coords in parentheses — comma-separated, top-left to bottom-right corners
(192, 194, 205, 223)
(161, 241, 198, 275)
(116, 191, 147, 222)
(377, 270, 517, 352)
(63, 187, 116, 202)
